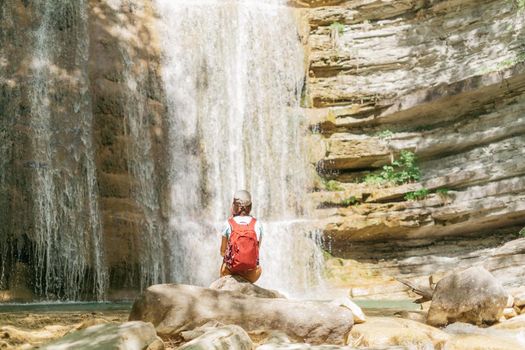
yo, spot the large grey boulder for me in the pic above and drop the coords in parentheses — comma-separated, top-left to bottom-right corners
(209, 275, 285, 298)
(178, 324, 252, 350)
(427, 267, 508, 326)
(39, 321, 164, 350)
(129, 284, 354, 345)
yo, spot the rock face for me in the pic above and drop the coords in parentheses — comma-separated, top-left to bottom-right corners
(128, 284, 354, 345)
(39, 321, 164, 350)
(301, 0, 525, 295)
(427, 267, 508, 326)
(0, 0, 169, 299)
(209, 276, 285, 299)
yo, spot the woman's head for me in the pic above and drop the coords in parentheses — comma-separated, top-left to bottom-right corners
(231, 190, 252, 216)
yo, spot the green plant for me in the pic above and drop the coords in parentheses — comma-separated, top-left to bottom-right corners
(382, 150, 420, 184)
(323, 179, 343, 191)
(436, 188, 449, 196)
(375, 129, 394, 139)
(517, 0, 525, 9)
(363, 150, 421, 186)
(519, 227, 525, 237)
(404, 188, 429, 201)
(363, 173, 386, 185)
(341, 196, 358, 206)
(329, 22, 345, 35)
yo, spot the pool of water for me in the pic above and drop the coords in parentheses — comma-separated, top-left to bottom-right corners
(0, 299, 418, 315)
(0, 302, 132, 314)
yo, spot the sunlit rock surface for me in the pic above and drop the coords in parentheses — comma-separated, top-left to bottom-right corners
(301, 0, 525, 296)
(426, 267, 507, 326)
(39, 321, 164, 350)
(129, 284, 354, 345)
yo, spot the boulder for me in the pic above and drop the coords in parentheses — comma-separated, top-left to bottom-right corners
(129, 284, 354, 345)
(347, 317, 449, 349)
(209, 276, 285, 298)
(178, 324, 252, 350)
(513, 291, 525, 307)
(503, 308, 518, 319)
(39, 321, 163, 350)
(329, 297, 366, 324)
(427, 267, 507, 326)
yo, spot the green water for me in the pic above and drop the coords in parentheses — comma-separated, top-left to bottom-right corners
(0, 302, 132, 314)
(0, 300, 418, 315)
(354, 299, 420, 310)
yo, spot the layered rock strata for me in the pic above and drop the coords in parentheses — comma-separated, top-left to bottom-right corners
(301, 0, 525, 294)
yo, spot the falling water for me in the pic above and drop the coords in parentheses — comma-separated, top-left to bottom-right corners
(154, 0, 324, 296)
(27, 0, 106, 300)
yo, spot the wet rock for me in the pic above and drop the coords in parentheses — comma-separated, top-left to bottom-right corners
(209, 275, 285, 298)
(427, 267, 507, 326)
(129, 284, 354, 345)
(39, 321, 163, 350)
(347, 317, 449, 349)
(178, 324, 252, 350)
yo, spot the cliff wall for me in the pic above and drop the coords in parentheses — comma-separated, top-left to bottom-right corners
(0, 0, 169, 300)
(299, 0, 525, 297)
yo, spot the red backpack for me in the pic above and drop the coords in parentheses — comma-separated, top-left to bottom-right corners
(224, 217, 259, 273)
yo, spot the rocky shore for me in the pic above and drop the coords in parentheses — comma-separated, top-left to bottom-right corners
(3, 270, 525, 350)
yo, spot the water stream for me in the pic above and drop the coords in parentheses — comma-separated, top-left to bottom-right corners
(153, 0, 325, 296)
(26, 0, 106, 300)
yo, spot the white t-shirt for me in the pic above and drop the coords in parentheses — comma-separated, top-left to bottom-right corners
(222, 216, 263, 243)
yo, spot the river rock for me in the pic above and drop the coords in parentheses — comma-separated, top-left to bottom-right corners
(329, 297, 366, 323)
(129, 284, 354, 345)
(513, 290, 525, 307)
(39, 321, 163, 350)
(503, 307, 518, 319)
(491, 314, 525, 330)
(209, 275, 285, 298)
(178, 324, 252, 350)
(427, 267, 508, 326)
(347, 317, 449, 349)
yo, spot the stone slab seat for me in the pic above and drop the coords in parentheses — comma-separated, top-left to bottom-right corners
(128, 283, 354, 345)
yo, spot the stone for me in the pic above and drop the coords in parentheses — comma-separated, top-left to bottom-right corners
(427, 267, 508, 326)
(444, 334, 525, 350)
(209, 275, 285, 298)
(347, 317, 449, 349)
(39, 321, 163, 350)
(507, 294, 515, 308)
(0, 325, 71, 347)
(129, 284, 354, 345)
(491, 314, 525, 330)
(329, 297, 366, 323)
(513, 291, 525, 307)
(257, 343, 374, 349)
(304, 0, 525, 301)
(503, 308, 518, 319)
(178, 325, 252, 350)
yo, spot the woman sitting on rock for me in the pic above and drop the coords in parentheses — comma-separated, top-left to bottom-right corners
(220, 190, 263, 283)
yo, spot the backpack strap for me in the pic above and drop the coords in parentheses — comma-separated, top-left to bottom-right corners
(227, 217, 237, 234)
(248, 218, 256, 230)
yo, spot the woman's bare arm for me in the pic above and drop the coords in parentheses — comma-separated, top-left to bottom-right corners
(220, 236, 228, 257)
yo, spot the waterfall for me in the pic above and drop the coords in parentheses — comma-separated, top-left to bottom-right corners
(27, 0, 106, 300)
(153, 0, 324, 296)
